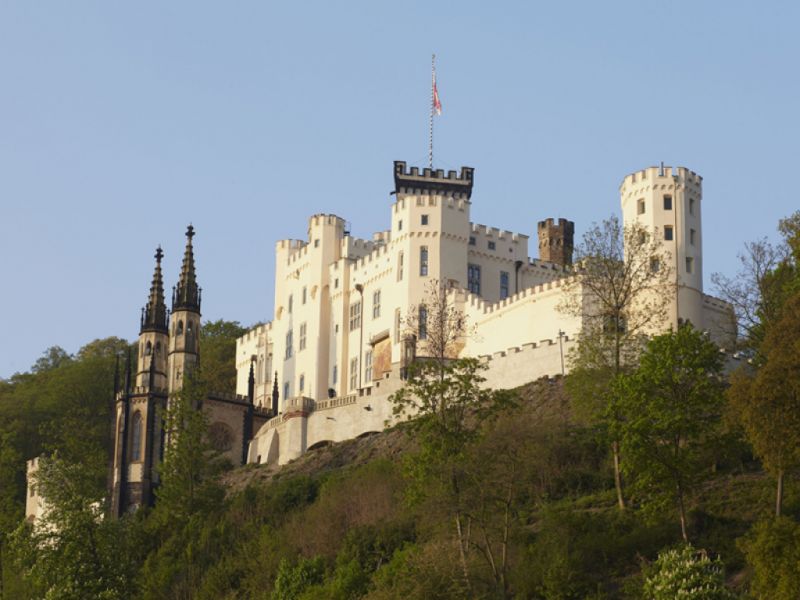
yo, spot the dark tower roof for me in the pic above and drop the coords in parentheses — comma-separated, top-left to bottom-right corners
(140, 246, 168, 334)
(172, 225, 201, 313)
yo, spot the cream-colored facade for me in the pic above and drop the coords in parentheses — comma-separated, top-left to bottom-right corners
(237, 162, 735, 467)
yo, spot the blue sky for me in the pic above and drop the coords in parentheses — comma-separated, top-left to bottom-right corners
(1, 1, 798, 377)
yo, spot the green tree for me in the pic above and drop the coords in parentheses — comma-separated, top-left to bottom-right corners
(391, 358, 514, 593)
(199, 320, 247, 394)
(153, 372, 224, 527)
(739, 516, 800, 600)
(31, 346, 72, 373)
(727, 293, 800, 517)
(643, 544, 735, 600)
(560, 215, 673, 510)
(138, 372, 227, 598)
(7, 454, 142, 599)
(617, 326, 725, 542)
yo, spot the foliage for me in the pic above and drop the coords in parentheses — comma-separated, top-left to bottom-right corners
(727, 292, 800, 516)
(271, 556, 326, 600)
(739, 516, 800, 600)
(618, 326, 726, 542)
(560, 214, 672, 510)
(643, 544, 735, 599)
(199, 320, 247, 395)
(7, 454, 143, 599)
(152, 373, 225, 527)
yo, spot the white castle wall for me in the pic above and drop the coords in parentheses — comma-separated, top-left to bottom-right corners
(461, 278, 582, 357)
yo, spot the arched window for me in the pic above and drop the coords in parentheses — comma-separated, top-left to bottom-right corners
(155, 341, 161, 355)
(145, 341, 152, 356)
(131, 412, 143, 461)
(177, 320, 184, 335)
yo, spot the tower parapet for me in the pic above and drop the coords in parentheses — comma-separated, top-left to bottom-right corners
(537, 218, 575, 266)
(393, 161, 474, 199)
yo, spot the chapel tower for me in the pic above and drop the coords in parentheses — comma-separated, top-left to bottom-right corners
(168, 225, 202, 391)
(110, 247, 171, 516)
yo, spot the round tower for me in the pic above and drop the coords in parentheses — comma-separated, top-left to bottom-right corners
(619, 164, 704, 329)
(168, 225, 201, 392)
(135, 246, 169, 389)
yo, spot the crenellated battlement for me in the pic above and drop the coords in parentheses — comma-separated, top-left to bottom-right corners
(394, 160, 474, 199)
(470, 222, 525, 242)
(459, 276, 572, 316)
(238, 322, 272, 345)
(354, 241, 392, 270)
(308, 213, 346, 229)
(620, 164, 703, 192)
(276, 239, 306, 255)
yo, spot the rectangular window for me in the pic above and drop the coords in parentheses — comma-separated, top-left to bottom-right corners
(664, 226, 674, 241)
(398, 219, 403, 231)
(416, 197, 424, 206)
(469, 236, 476, 246)
(283, 382, 290, 400)
(314, 239, 320, 248)
(686, 257, 694, 274)
(418, 305, 428, 340)
(663, 195, 672, 210)
(637, 199, 645, 215)
(372, 290, 381, 318)
(365, 350, 373, 382)
(397, 252, 404, 281)
(689, 198, 695, 215)
(500, 271, 510, 299)
(690, 229, 696, 245)
(299, 322, 307, 351)
(335, 278, 339, 289)
(288, 294, 293, 313)
(302, 286, 307, 304)
(488, 241, 496, 250)
(394, 308, 401, 343)
(350, 357, 358, 390)
(349, 301, 361, 331)
(299, 374, 305, 393)
(332, 365, 337, 385)
(468, 263, 481, 295)
(421, 214, 429, 225)
(650, 257, 660, 272)
(285, 330, 293, 359)
(419, 246, 429, 276)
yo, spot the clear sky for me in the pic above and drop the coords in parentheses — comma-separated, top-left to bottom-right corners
(1, 1, 799, 378)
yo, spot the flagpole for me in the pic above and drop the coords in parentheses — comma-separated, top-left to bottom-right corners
(429, 53, 435, 169)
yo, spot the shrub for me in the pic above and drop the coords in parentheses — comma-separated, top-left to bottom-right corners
(642, 544, 735, 599)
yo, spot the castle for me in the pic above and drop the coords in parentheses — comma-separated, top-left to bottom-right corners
(233, 161, 734, 467)
(26, 160, 736, 522)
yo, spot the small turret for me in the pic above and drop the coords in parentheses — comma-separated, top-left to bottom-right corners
(140, 246, 168, 334)
(172, 225, 201, 313)
(537, 218, 574, 266)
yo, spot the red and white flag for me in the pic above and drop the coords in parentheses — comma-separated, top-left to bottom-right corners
(433, 71, 442, 116)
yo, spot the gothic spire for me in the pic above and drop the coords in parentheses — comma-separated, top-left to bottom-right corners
(172, 224, 201, 313)
(140, 246, 168, 334)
